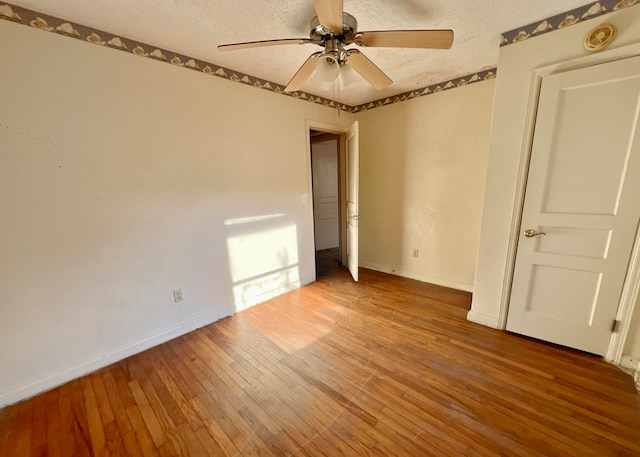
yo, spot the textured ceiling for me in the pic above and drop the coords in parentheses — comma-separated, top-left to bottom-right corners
(7, 0, 595, 106)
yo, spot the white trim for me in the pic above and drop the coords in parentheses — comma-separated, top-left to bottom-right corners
(620, 355, 640, 372)
(620, 356, 640, 391)
(305, 125, 317, 284)
(359, 261, 474, 293)
(0, 308, 233, 408)
(305, 120, 349, 135)
(608, 220, 640, 363)
(305, 119, 350, 283)
(496, 70, 543, 330)
(233, 276, 313, 312)
(467, 310, 500, 329)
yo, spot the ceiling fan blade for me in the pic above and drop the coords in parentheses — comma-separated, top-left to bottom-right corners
(345, 49, 392, 90)
(312, 0, 344, 32)
(284, 52, 323, 93)
(356, 30, 454, 49)
(218, 38, 312, 51)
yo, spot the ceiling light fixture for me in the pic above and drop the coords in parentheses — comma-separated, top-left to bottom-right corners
(315, 53, 341, 82)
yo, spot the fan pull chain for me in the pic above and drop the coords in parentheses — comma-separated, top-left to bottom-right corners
(335, 75, 341, 118)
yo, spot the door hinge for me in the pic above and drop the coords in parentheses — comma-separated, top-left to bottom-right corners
(611, 319, 620, 333)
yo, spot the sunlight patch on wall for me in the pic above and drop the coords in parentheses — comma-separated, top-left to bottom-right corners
(224, 213, 285, 226)
(227, 222, 300, 311)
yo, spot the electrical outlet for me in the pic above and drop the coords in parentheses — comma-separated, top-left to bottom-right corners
(173, 289, 184, 303)
(412, 248, 419, 258)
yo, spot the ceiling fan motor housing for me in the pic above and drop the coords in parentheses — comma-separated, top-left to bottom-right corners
(310, 12, 358, 46)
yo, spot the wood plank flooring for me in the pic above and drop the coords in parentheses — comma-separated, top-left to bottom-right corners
(1, 250, 640, 456)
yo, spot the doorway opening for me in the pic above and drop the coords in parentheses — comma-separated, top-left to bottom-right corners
(309, 129, 345, 277)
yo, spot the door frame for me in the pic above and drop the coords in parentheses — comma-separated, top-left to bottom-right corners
(499, 45, 640, 363)
(305, 120, 349, 281)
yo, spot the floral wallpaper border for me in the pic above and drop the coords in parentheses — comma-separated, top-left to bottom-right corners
(0, 2, 498, 113)
(0, 2, 634, 112)
(0, 3, 351, 112)
(501, 0, 637, 46)
(351, 68, 497, 112)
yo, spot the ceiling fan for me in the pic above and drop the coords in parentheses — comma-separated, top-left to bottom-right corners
(218, 0, 454, 93)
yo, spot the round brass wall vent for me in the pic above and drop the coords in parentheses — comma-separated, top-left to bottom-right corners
(584, 24, 616, 52)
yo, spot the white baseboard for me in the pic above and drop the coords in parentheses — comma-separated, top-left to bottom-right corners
(619, 355, 640, 391)
(0, 307, 233, 408)
(359, 261, 474, 293)
(466, 310, 500, 328)
(0, 275, 312, 409)
(233, 276, 310, 312)
(620, 355, 640, 371)
(358, 261, 393, 274)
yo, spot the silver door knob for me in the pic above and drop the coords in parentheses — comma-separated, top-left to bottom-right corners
(524, 229, 546, 238)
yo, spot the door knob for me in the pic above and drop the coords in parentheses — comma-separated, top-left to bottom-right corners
(524, 229, 546, 238)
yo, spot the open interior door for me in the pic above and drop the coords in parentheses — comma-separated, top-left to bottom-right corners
(346, 121, 360, 281)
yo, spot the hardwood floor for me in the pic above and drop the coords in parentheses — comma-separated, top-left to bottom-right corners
(314, 247, 342, 278)
(1, 258, 639, 456)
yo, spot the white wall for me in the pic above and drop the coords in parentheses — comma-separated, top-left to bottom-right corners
(0, 19, 353, 407)
(470, 5, 640, 361)
(311, 138, 339, 250)
(356, 81, 495, 292)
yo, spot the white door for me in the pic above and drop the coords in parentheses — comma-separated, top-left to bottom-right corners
(507, 56, 640, 355)
(346, 121, 360, 281)
(311, 137, 340, 250)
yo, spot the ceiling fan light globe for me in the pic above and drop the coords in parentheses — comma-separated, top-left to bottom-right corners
(315, 56, 340, 82)
(338, 64, 358, 88)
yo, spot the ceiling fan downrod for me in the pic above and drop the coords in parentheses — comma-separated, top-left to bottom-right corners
(309, 12, 358, 47)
